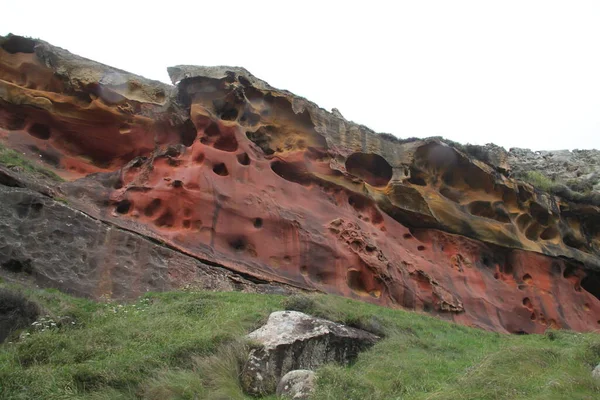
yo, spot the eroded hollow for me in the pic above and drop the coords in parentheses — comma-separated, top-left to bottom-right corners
(271, 161, 312, 186)
(180, 120, 198, 147)
(115, 200, 132, 214)
(213, 163, 229, 176)
(214, 135, 238, 152)
(213, 99, 239, 121)
(347, 269, 369, 295)
(236, 152, 250, 165)
(581, 271, 600, 301)
(28, 123, 51, 140)
(345, 152, 393, 187)
(467, 201, 510, 223)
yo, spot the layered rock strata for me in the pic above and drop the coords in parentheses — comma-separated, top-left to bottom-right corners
(1, 34, 599, 333)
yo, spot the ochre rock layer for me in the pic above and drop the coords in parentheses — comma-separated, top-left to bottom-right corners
(1, 34, 599, 333)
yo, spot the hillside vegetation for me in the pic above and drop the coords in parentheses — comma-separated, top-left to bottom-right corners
(1, 282, 599, 400)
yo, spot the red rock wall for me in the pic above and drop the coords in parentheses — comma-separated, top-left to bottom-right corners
(0, 35, 598, 333)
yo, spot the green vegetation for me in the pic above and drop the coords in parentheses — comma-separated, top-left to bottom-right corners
(519, 170, 600, 207)
(522, 171, 556, 192)
(1, 284, 599, 399)
(0, 142, 63, 181)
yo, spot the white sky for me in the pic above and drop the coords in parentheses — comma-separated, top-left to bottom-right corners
(3, 0, 600, 151)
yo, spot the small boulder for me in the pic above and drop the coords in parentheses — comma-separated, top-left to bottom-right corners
(276, 370, 316, 400)
(241, 310, 379, 396)
(593, 364, 600, 379)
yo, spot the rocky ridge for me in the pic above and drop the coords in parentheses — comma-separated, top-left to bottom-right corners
(0, 34, 599, 334)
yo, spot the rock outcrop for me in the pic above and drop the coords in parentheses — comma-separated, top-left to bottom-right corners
(241, 311, 378, 396)
(1, 34, 599, 334)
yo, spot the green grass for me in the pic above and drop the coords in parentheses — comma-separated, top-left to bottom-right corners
(0, 142, 63, 181)
(522, 171, 556, 192)
(1, 285, 599, 400)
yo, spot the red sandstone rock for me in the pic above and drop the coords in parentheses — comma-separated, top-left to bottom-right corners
(0, 34, 599, 333)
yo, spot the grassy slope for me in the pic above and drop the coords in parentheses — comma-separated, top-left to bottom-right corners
(0, 142, 63, 182)
(0, 283, 599, 400)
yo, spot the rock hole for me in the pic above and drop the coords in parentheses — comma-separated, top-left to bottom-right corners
(467, 201, 510, 223)
(172, 180, 183, 188)
(229, 237, 247, 252)
(403, 233, 412, 239)
(522, 297, 533, 310)
(417, 245, 425, 251)
(246, 127, 275, 156)
(115, 200, 132, 214)
(540, 226, 559, 240)
(563, 233, 587, 251)
(529, 203, 550, 226)
(237, 152, 250, 165)
(28, 123, 51, 140)
(213, 100, 239, 121)
(238, 75, 251, 86)
(205, 122, 221, 137)
(530, 312, 536, 320)
(523, 274, 533, 285)
(271, 161, 312, 186)
(253, 218, 263, 228)
(345, 152, 393, 187)
(144, 199, 162, 217)
(408, 175, 427, 186)
(300, 265, 308, 276)
(155, 210, 175, 228)
(1, 259, 33, 274)
(180, 119, 198, 146)
(581, 271, 600, 301)
(214, 135, 238, 152)
(182, 220, 191, 229)
(347, 269, 369, 295)
(213, 163, 229, 176)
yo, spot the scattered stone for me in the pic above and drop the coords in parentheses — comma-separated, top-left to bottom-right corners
(276, 370, 316, 400)
(241, 310, 379, 396)
(593, 364, 600, 379)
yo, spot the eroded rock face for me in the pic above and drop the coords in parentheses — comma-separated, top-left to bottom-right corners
(241, 311, 378, 396)
(1, 34, 600, 333)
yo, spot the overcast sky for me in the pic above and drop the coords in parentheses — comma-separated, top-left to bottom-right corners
(3, 1, 600, 151)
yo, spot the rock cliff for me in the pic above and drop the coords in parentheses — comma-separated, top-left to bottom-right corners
(1, 34, 599, 333)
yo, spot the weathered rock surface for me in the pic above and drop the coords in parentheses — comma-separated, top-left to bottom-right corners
(508, 148, 600, 192)
(0, 34, 599, 333)
(241, 311, 378, 396)
(276, 370, 316, 400)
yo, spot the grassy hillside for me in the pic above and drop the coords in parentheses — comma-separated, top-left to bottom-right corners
(1, 282, 599, 400)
